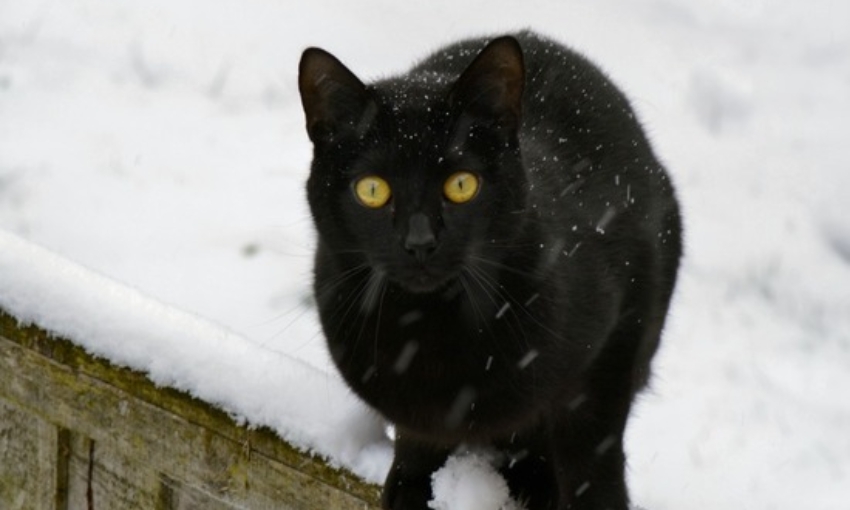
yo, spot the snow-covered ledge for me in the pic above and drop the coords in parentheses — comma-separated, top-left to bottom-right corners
(0, 229, 383, 508)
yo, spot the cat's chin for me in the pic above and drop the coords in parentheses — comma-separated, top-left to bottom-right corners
(395, 273, 456, 295)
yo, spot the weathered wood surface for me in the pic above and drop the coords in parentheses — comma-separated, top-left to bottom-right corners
(0, 310, 382, 510)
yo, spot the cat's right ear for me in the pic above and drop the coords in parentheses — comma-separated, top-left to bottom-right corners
(449, 36, 525, 132)
(298, 48, 373, 143)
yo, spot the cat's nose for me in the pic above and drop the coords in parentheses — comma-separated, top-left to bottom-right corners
(404, 213, 437, 262)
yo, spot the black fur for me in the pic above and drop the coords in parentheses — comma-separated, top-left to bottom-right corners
(299, 30, 681, 510)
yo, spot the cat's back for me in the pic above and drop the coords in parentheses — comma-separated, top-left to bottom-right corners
(410, 30, 629, 115)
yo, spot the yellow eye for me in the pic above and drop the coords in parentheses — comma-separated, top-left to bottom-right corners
(443, 171, 480, 204)
(354, 176, 392, 208)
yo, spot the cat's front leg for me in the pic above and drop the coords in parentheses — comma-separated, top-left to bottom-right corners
(382, 434, 453, 510)
(549, 394, 632, 510)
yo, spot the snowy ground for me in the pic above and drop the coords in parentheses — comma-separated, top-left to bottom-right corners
(1, 1, 849, 509)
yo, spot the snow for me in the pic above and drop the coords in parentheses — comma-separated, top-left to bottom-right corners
(430, 451, 523, 510)
(1, 1, 849, 508)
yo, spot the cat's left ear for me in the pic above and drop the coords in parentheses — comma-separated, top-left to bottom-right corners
(449, 36, 525, 131)
(299, 48, 373, 143)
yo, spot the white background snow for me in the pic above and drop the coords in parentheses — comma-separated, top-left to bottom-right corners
(1, 1, 849, 509)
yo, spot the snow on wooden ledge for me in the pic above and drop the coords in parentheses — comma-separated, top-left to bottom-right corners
(0, 309, 381, 509)
(0, 229, 383, 507)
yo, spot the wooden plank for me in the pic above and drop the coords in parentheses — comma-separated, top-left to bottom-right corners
(0, 311, 381, 509)
(160, 474, 239, 510)
(64, 432, 166, 510)
(0, 400, 58, 510)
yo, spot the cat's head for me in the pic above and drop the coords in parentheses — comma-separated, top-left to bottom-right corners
(299, 36, 528, 294)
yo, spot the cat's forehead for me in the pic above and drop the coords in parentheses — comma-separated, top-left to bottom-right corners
(372, 74, 454, 122)
(374, 73, 452, 106)
(367, 76, 457, 150)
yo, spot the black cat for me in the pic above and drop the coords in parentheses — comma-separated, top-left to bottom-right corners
(298, 30, 681, 510)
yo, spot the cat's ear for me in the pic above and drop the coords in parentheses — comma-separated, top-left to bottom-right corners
(449, 36, 525, 130)
(299, 48, 373, 143)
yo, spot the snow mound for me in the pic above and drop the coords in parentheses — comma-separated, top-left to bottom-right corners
(430, 451, 524, 510)
(429, 452, 647, 510)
